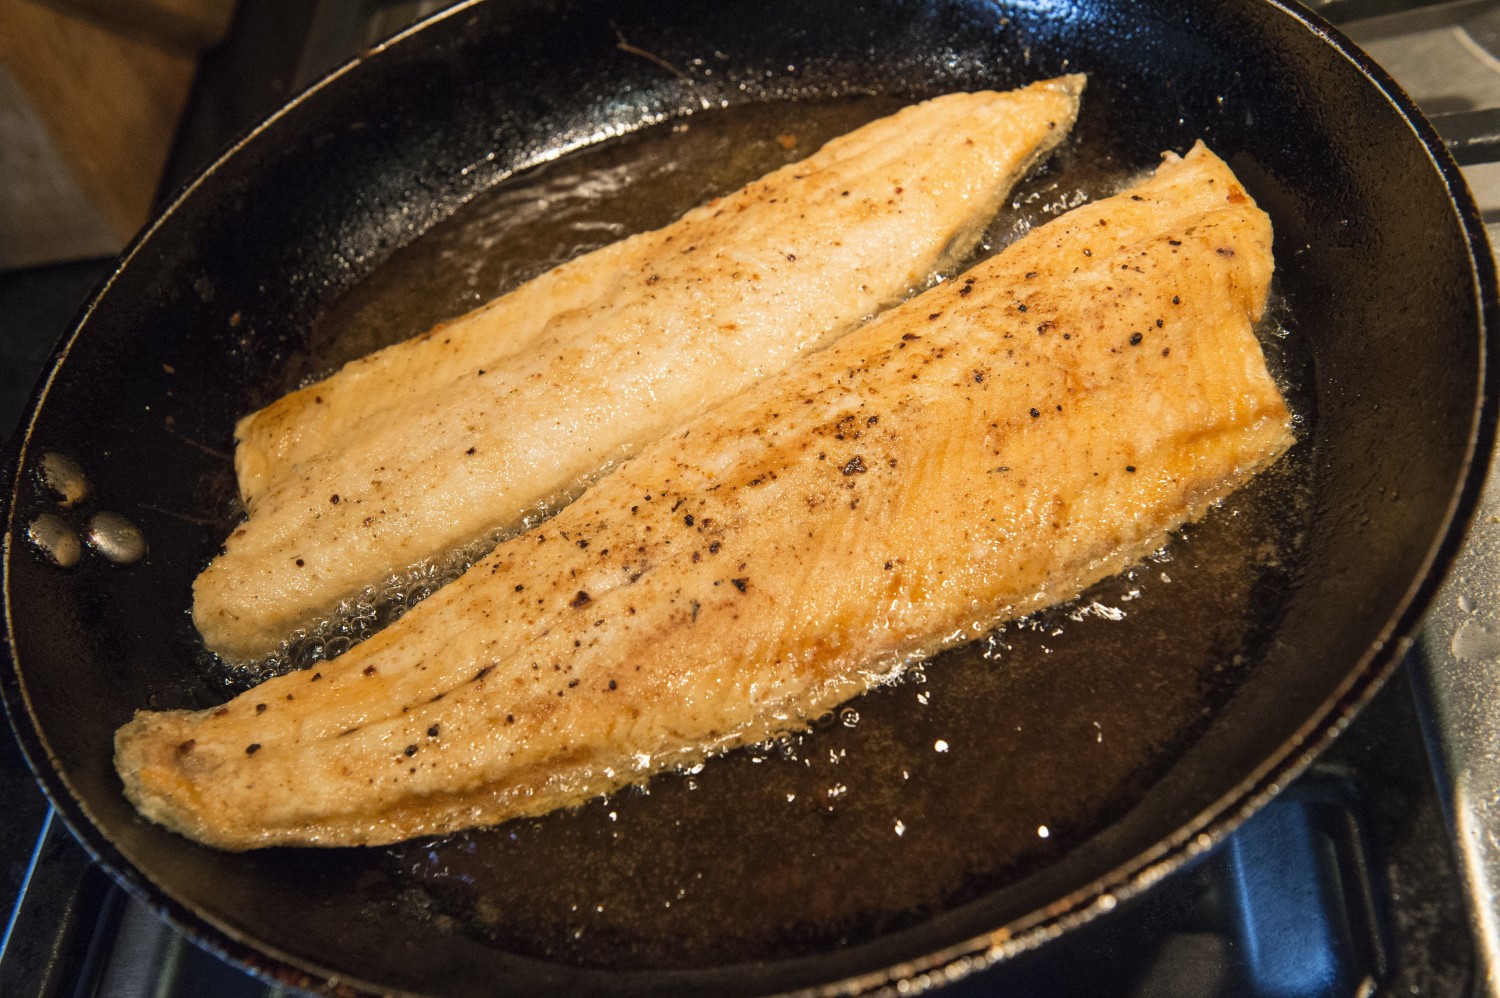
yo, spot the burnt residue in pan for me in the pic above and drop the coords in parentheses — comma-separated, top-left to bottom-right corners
(199, 99, 1315, 970)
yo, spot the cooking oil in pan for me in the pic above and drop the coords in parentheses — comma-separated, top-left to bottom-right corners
(235, 97, 1315, 970)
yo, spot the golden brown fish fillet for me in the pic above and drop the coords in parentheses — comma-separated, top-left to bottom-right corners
(117, 142, 1291, 850)
(196, 80, 1085, 660)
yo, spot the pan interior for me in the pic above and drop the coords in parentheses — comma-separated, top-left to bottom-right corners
(1, 0, 1485, 994)
(176, 97, 1312, 972)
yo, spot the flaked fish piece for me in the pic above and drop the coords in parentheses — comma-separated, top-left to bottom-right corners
(197, 80, 1086, 660)
(118, 143, 1291, 850)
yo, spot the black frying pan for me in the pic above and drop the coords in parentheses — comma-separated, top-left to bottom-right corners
(3, 0, 1496, 994)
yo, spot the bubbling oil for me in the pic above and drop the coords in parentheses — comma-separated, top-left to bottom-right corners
(213, 97, 1315, 970)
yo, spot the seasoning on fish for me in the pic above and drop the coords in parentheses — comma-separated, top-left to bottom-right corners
(117, 142, 1291, 850)
(196, 79, 1086, 661)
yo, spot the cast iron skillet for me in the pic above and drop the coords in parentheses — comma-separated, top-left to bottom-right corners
(3, 0, 1497, 994)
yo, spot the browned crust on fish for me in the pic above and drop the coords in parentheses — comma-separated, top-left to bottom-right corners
(196, 80, 1087, 660)
(119, 142, 1290, 850)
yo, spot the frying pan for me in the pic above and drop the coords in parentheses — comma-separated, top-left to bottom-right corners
(3, 0, 1496, 993)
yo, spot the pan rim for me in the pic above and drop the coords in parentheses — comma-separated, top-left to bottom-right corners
(2, 0, 1497, 994)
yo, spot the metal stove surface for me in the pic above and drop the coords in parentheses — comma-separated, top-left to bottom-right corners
(1, 1, 1496, 995)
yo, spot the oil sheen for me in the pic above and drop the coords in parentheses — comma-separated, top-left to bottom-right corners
(218, 97, 1315, 970)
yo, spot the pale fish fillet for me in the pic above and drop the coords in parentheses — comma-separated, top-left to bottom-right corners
(117, 142, 1291, 850)
(196, 79, 1086, 660)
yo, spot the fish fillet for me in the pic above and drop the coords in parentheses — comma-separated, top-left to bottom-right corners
(117, 142, 1292, 850)
(196, 80, 1086, 660)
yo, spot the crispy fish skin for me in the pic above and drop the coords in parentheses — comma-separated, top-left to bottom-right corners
(118, 143, 1291, 850)
(197, 80, 1086, 661)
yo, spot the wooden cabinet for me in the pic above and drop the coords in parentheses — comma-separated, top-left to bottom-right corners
(0, 0, 235, 270)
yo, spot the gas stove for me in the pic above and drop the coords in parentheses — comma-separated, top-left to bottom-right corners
(1, 1, 1496, 995)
